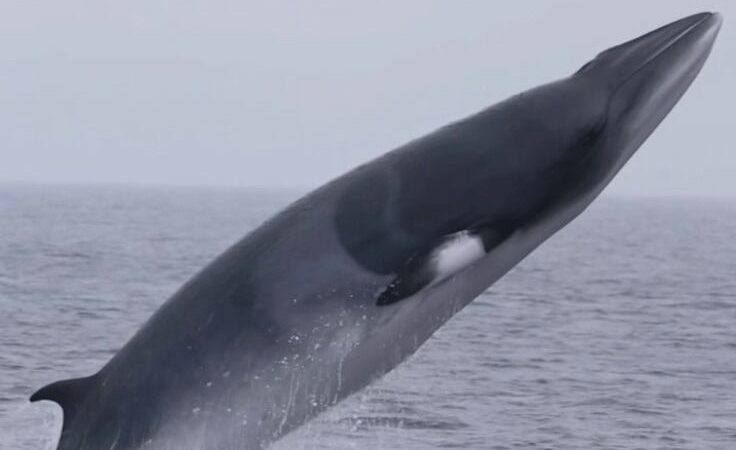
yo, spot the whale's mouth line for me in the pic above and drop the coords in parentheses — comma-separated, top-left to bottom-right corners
(615, 13, 712, 93)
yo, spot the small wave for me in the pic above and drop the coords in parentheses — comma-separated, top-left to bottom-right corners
(337, 415, 468, 431)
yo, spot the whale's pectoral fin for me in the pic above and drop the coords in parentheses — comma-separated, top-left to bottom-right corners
(376, 226, 511, 306)
(31, 374, 97, 431)
(376, 263, 433, 306)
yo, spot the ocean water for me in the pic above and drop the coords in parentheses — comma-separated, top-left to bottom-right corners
(1, 184, 735, 450)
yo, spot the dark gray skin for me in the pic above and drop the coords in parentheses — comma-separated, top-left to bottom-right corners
(31, 12, 721, 450)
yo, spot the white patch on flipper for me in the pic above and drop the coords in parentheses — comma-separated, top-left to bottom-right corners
(430, 231, 485, 282)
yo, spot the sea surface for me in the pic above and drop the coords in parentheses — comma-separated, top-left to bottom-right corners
(1, 185, 735, 450)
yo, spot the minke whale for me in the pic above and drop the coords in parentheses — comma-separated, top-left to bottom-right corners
(32, 12, 721, 450)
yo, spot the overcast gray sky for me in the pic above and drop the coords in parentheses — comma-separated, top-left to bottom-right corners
(1, 1, 734, 196)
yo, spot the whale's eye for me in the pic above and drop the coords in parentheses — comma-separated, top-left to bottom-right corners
(581, 120, 604, 146)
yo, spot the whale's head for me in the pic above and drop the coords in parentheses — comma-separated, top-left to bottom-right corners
(573, 12, 722, 177)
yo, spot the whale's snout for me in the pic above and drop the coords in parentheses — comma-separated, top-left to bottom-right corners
(572, 12, 722, 172)
(577, 12, 722, 89)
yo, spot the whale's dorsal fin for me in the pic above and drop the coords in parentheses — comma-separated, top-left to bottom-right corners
(30, 374, 97, 430)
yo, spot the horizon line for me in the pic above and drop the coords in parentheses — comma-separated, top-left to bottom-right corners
(1, 179, 734, 200)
